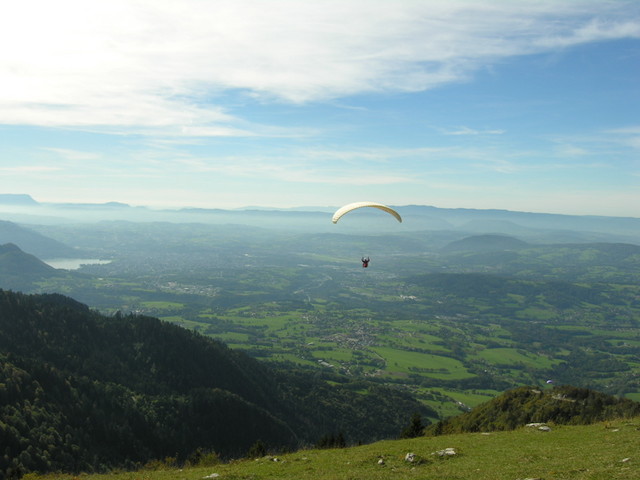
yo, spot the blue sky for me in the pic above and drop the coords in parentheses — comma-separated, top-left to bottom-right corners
(1, 0, 639, 216)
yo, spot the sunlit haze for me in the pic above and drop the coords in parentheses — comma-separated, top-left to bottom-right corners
(1, 0, 639, 216)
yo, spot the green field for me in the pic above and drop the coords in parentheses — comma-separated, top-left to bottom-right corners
(26, 417, 640, 480)
(371, 346, 473, 379)
(474, 347, 559, 369)
(24, 222, 640, 416)
(75, 269, 640, 415)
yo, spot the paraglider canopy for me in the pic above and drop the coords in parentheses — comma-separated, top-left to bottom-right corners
(332, 201, 402, 224)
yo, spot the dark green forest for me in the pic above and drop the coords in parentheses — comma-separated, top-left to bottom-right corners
(0, 289, 431, 478)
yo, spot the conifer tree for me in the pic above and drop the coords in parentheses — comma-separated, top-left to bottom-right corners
(400, 412, 424, 438)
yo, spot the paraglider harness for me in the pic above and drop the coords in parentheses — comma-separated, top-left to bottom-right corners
(361, 257, 370, 268)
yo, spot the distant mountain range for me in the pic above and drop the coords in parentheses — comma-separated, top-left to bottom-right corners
(0, 194, 39, 206)
(1, 194, 638, 243)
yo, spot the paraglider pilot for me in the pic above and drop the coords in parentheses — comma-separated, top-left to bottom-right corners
(361, 257, 370, 268)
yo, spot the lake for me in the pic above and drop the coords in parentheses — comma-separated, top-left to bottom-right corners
(44, 259, 112, 270)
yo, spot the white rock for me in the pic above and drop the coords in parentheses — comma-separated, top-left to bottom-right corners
(405, 453, 416, 462)
(433, 447, 457, 456)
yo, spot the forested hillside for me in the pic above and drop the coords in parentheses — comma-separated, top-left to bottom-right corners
(0, 289, 431, 478)
(0, 243, 66, 293)
(426, 385, 640, 435)
(0, 244, 56, 276)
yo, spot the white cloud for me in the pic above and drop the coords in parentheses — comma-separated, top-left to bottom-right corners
(1, 0, 638, 135)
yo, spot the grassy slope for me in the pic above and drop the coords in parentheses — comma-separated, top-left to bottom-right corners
(30, 416, 638, 480)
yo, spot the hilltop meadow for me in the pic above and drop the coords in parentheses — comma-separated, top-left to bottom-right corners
(23, 416, 640, 480)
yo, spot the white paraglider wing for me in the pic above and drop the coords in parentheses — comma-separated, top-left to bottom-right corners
(332, 202, 402, 224)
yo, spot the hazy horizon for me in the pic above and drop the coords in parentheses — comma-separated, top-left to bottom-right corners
(3, 192, 640, 219)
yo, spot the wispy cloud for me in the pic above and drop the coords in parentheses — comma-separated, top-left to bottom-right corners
(151, 140, 614, 187)
(553, 144, 590, 157)
(535, 18, 640, 48)
(443, 126, 505, 136)
(547, 126, 640, 156)
(42, 148, 102, 161)
(1, 0, 638, 136)
(603, 126, 640, 150)
(173, 151, 417, 186)
(0, 165, 61, 173)
(607, 126, 640, 135)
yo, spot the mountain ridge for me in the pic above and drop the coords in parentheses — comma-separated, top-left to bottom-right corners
(0, 220, 81, 258)
(0, 242, 56, 272)
(0, 289, 430, 477)
(441, 234, 530, 252)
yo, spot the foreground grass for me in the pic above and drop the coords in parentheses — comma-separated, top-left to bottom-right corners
(30, 417, 638, 480)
